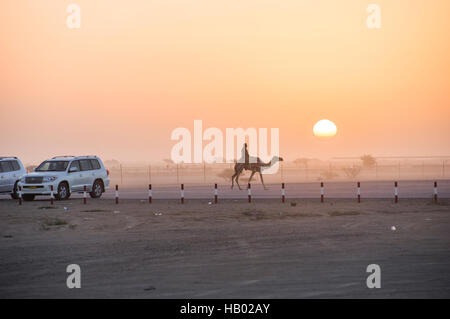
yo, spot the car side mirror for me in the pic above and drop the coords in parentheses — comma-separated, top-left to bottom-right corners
(69, 166, 79, 173)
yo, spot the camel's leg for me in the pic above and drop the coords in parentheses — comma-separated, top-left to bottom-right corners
(231, 164, 246, 190)
(247, 171, 256, 187)
(235, 171, 242, 190)
(259, 171, 268, 190)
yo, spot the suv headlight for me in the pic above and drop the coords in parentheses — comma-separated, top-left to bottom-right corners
(43, 176, 58, 183)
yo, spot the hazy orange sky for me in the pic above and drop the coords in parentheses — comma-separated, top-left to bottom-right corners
(1, 0, 449, 165)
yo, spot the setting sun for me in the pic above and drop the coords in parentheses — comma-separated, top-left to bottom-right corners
(313, 119, 337, 138)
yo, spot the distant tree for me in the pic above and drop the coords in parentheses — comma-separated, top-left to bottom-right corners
(294, 158, 309, 167)
(318, 169, 339, 181)
(360, 154, 377, 169)
(162, 158, 174, 168)
(342, 165, 362, 179)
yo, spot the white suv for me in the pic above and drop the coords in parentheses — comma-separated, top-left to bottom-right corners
(0, 157, 27, 199)
(19, 156, 110, 201)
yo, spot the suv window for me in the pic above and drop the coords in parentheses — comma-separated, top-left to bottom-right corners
(79, 159, 93, 171)
(36, 161, 69, 172)
(0, 162, 3, 173)
(11, 161, 20, 171)
(90, 159, 101, 170)
(0, 161, 13, 172)
(69, 160, 80, 171)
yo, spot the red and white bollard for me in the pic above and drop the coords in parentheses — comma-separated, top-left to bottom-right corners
(83, 185, 87, 204)
(357, 182, 361, 203)
(434, 181, 438, 203)
(181, 184, 184, 204)
(248, 183, 252, 203)
(214, 183, 218, 204)
(149, 184, 152, 204)
(50, 185, 54, 205)
(115, 185, 119, 204)
(281, 183, 286, 203)
(394, 181, 398, 203)
(320, 182, 324, 203)
(18, 186, 22, 205)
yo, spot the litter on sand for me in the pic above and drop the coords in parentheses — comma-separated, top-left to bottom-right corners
(391, 226, 397, 231)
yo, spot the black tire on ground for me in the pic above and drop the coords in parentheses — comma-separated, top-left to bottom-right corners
(22, 194, 35, 201)
(11, 181, 19, 200)
(55, 182, 70, 200)
(89, 179, 103, 198)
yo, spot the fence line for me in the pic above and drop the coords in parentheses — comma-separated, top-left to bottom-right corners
(106, 161, 448, 187)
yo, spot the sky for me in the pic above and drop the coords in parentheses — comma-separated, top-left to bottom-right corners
(1, 0, 449, 165)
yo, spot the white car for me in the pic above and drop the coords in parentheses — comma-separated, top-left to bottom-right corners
(0, 157, 27, 199)
(19, 156, 110, 201)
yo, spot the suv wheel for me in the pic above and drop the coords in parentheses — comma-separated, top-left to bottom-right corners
(90, 180, 103, 198)
(11, 181, 19, 200)
(56, 182, 70, 200)
(23, 194, 35, 201)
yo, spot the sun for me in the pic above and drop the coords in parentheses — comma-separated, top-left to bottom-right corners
(313, 119, 337, 138)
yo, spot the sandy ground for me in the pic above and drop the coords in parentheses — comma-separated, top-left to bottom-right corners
(0, 197, 449, 298)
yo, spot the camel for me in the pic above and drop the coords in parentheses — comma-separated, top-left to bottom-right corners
(231, 156, 283, 190)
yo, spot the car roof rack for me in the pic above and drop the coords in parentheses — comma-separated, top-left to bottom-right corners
(51, 155, 75, 159)
(0, 156, 18, 160)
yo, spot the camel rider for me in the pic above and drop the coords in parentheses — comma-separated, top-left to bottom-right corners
(241, 143, 250, 169)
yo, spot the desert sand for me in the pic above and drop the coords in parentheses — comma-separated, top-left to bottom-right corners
(0, 197, 449, 298)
